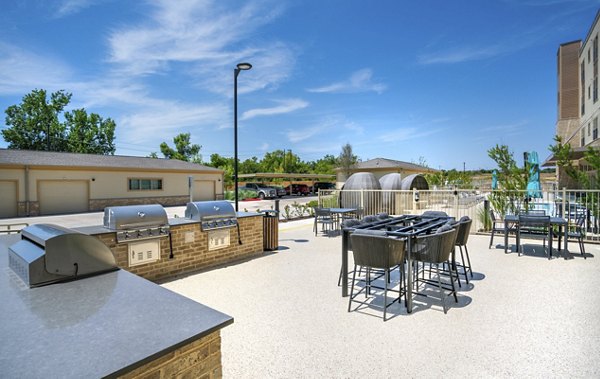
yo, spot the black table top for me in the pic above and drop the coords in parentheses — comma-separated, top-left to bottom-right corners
(0, 235, 233, 378)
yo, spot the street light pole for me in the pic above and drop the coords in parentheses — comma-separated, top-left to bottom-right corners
(234, 62, 252, 212)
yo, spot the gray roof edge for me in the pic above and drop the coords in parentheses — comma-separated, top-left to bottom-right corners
(0, 149, 222, 172)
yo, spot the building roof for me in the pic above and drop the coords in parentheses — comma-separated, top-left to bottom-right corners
(0, 149, 222, 173)
(344, 157, 437, 172)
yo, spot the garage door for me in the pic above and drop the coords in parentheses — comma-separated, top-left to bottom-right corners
(0, 181, 18, 218)
(38, 180, 89, 215)
(193, 180, 215, 201)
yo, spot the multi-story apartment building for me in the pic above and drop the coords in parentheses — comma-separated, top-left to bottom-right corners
(551, 10, 600, 188)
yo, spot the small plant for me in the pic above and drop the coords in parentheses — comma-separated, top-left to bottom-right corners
(283, 204, 292, 220)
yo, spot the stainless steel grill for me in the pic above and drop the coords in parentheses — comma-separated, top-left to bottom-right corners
(185, 201, 238, 231)
(8, 224, 118, 288)
(103, 204, 170, 242)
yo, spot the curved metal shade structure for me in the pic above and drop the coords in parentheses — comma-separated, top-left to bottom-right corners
(379, 173, 403, 190)
(400, 174, 429, 190)
(379, 173, 403, 212)
(340, 172, 381, 215)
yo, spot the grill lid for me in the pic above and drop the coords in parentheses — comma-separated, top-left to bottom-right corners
(103, 204, 168, 230)
(185, 201, 237, 230)
(9, 224, 118, 288)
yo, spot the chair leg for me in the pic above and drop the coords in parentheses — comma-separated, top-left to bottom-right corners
(448, 259, 458, 303)
(580, 238, 586, 259)
(383, 269, 389, 321)
(435, 264, 447, 314)
(463, 245, 473, 278)
(459, 246, 469, 284)
(489, 229, 495, 248)
(348, 264, 357, 312)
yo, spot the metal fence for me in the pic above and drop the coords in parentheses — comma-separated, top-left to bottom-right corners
(318, 188, 600, 243)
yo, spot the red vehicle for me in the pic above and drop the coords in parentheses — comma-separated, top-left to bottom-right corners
(285, 184, 310, 196)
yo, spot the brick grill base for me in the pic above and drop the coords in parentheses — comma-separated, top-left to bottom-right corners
(94, 215, 264, 282)
(117, 330, 223, 379)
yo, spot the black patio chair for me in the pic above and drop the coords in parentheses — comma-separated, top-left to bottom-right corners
(568, 216, 586, 259)
(313, 207, 335, 236)
(422, 210, 449, 218)
(411, 227, 459, 314)
(489, 209, 514, 249)
(517, 214, 551, 259)
(454, 217, 473, 284)
(348, 230, 407, 321)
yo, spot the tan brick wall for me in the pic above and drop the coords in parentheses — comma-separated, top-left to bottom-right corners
(95, 216, 264, 282)
(118, 330, 222, 379)
(89, 196, 189, 212)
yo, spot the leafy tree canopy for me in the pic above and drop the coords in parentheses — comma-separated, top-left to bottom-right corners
(2, 89, 116, 154)
(159, 132, 202, 163)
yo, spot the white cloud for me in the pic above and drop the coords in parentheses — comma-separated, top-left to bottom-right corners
(107, 0, 294, 95)
(286, 126, 321, 143)
(0, 43, 73, 95)
(241, 99, 308, 120)
(378, 127, 440, 142)
(118, 101, 229, 144)
(418, 45, 509, 65)
(307, 69, 386, 94)
(54, 0, 99, 17)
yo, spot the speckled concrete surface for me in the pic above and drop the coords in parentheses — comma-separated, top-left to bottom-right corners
(162, 219, 600, 378)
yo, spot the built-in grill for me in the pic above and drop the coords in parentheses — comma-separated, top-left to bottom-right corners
(8, 224, 118, 287)
(185, 201, 238, 231)
(103, 204, 170, 243)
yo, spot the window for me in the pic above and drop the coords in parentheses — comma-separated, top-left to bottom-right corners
(595, 77, 598, 103)
(594, 117, 598, 140)
(581, 131, 586, 147)
(590, 48, 592, 63)
(128, 178, 163, 191)
(588, 123, 591, 136)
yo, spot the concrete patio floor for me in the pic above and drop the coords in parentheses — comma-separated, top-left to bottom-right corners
(161, 218, 600, 378)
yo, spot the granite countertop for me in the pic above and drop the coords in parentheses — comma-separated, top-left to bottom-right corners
(0, 235, 233, 378)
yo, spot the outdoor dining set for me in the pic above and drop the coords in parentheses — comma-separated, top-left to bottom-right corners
(330, 210, 474, 321)
(313, 204, 589, 321)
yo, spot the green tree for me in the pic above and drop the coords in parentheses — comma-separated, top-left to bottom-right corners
(312, 154, 337, 174)
(2, 89, 117, 154)
(240, 156, 260, 174)
(338, 143, 358, 178)
(159, 133, 202, 163)
(487, 144, 527, 215)
(549, 135, 591, 188)
(65, 108, 116, 155)
(207, 153, 234, 186)
(2, 89, 70, 151)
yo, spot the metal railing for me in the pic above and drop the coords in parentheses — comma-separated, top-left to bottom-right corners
(319, 188, 600, 243)
(0, 223, 29, 234)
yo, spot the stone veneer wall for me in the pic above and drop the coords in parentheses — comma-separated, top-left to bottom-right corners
(95, 215, 264, 282)
(118, 330, 222, 378)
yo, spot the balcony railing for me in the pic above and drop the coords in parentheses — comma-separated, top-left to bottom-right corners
(319, 188, 600, 243)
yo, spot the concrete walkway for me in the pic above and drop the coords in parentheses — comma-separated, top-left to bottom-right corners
(162, 219, 600, 378)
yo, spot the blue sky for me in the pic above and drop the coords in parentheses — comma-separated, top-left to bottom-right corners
(0, 0, 599, 170)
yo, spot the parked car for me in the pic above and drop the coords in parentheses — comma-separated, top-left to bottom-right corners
(285, 184, 310, 196)
(311, 182, 335, 193)
(272, 186, 286, 197)
(240, 183, 277, 199)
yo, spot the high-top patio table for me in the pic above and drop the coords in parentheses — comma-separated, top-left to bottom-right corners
(341, 215, 451, 313)
(503, 215, 568, 259)
(329, 207, 358, 229)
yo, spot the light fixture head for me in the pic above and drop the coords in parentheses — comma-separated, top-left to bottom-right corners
(236, 62, 252, 70)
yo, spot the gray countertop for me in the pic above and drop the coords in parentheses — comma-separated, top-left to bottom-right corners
(0, 235, 233, 378)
